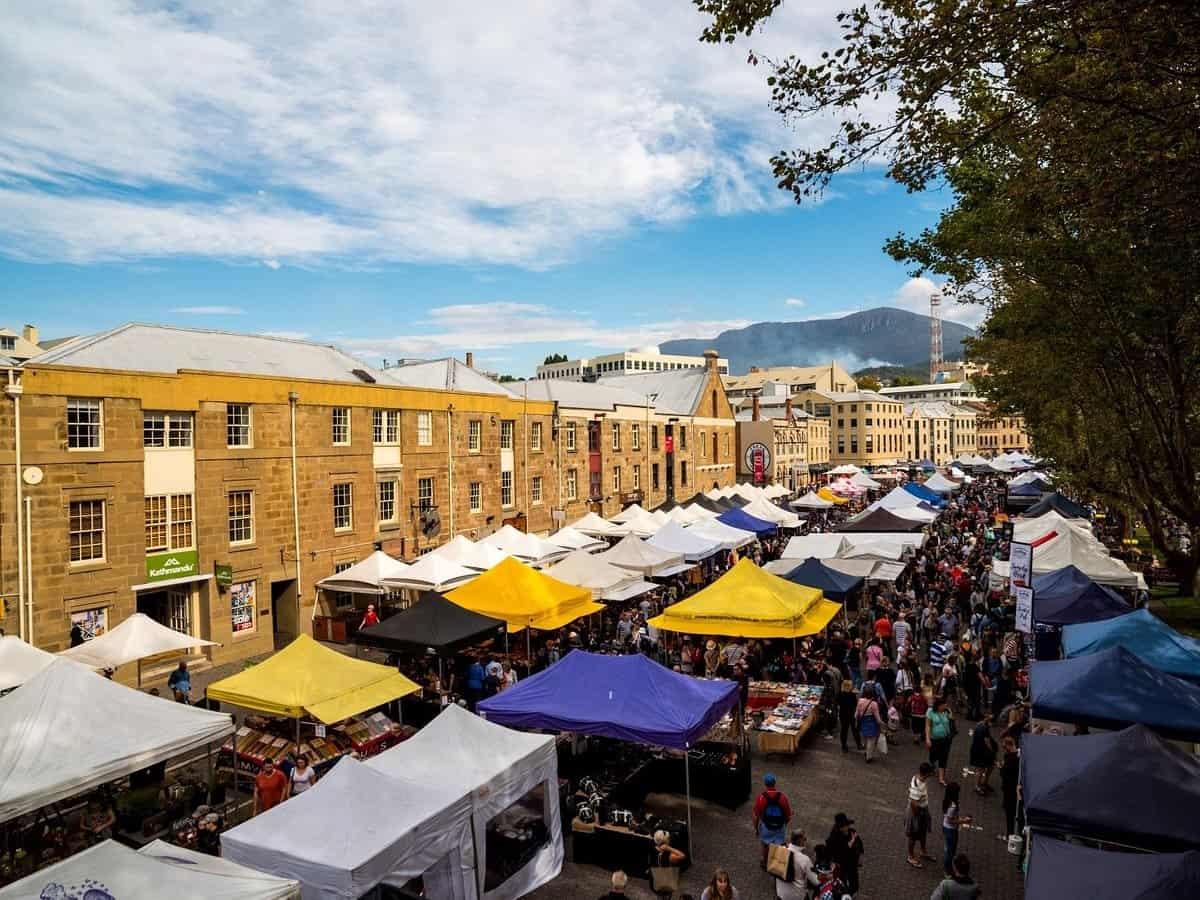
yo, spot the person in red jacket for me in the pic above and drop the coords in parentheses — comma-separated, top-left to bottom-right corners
(753, 773, 793, 866)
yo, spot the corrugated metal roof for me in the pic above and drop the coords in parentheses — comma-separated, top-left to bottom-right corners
(599, 369, 710, 415)
(32, 323, 385, 384)
(377, 358, 511, 396)
(517, 379, 650, 410)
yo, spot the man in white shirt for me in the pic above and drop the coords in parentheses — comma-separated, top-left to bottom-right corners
(775, 829, 819, 900)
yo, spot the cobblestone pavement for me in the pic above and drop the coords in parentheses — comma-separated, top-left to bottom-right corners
(530, 722, 1025, 900)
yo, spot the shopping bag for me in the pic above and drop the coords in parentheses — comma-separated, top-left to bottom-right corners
(650, 865, 681, 894)
(766, 843, 794, 880)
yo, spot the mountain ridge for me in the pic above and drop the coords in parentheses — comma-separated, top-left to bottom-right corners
(660, 307, 974, 375)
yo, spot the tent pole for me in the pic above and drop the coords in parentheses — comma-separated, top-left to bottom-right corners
(685, 747, 694, 860)
(295, 717, 301, 756)
(232, 712, 240, 801)
(526, 628, 532, 665)
(205, 741, 213, 803)
(137, 658, 142, 689)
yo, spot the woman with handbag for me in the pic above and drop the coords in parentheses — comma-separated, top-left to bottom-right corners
(648, 830, 685, 896)
(854, 686, 887, 763)
(925, 695, 955, 786)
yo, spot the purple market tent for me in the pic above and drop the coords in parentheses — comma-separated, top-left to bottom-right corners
(478, 651, 738, 854)
(1025, 835, 1200, 900)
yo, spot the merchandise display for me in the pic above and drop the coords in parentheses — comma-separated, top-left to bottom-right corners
(219, 711, 408, 775)
(754, 684, 824, 754)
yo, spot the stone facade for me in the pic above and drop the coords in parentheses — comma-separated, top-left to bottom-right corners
(793, 389, 906, 467)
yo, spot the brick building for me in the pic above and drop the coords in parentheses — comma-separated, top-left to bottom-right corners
(792, 389, 906, 467)
(733, 388, 831, 489)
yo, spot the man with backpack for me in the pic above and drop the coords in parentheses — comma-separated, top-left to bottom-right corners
(753, 773, 793, 867)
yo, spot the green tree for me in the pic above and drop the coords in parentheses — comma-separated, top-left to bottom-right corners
(856, 374, 881, 391)
(542, 353, 569, 365)
(694, 0, 1200, 591)
(892, 375, 919, 388)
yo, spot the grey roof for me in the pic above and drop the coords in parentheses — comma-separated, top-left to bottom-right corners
(827, 390, 897, 404)
(31, 323, 386, 384)
(599, 369, 711, 416)
(377, 358, 511, 396)
(37, 335, 79, 351)
(734, 405, 812, 422)
(904, 400, 973, 418)
(517, 379, 650, 410)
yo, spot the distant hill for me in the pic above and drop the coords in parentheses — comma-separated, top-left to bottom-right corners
(660, 307, 973, 375)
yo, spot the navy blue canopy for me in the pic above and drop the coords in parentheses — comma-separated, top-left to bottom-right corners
(1030, 646, 1200, 742)
(782, 558, 864, 601)
(902, 482, 944, 506)
(1010, 480, 1051, 496)
(717, 507, 778, 536)
(477, 650, 738, 749)
(1063, 608, 1200, 681)
(1031, 565, 1131, 625)
(838, 508, 924, 533)
(1024, 492, 1089, 519)
(1026, 836, 1200, 900)
(689, 494, 727, 514)
(1022, 725, 1200, 851)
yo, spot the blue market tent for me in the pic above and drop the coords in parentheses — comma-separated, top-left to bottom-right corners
(782, 558, 864, 602)
(1022, 725, 1200, 851)
(902, 482, 944, 506)
(1030, 646, 1200, 741)
(1025, 835, 1200, 900)
(1062, 608, 1200, 681)
(478, 650, 738, 750)
(1024, 492, 1089, 519)
(717, 507, 778, 537)
(1010, 480, 1051, 497)
(1031, 565, 1132, 626)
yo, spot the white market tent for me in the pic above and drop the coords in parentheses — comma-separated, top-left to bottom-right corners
(840, 532, 926, 554)
(546, 526, 607, 553)
(991, 523, 1144, 589)
(762, 483, 791, 499)
(849, 471, 882, 490)
(482, 525, 570, 565)
(57, 612, 219, 672)
(315, 550, 411, 597)
(609, 509, 662, 538)
(0, 659, 233, 823)
(0, 839, 301, 900)
(791, 491, 834, 510)
(665, 505, 702, 526)
(822, 557, 908, 583)
(0, 636, 55, 693)
(609, 503, 649, 524)
(649, 509, 671, 526)
(684, 517, 756, 551)
(432, 535, 511, 571)
(780, 534, 851, 560)
(548, 549, 642, 598)
(828, 464, 861, 475)
(595, 534, 692, 577)
(1010, 470, 1053, 487)
(366, 704, 563, 900)
(682, 502, 720, 520)
(923, 473, 961, 493)
(569, 512, 624, 538)
(742, 497, 802, 528)
(383, 553, 479, 592)
(222, 757, 476, 900)
(867, 499, 939, 523)
(646, 521, 723, 562)
(875, 485, 927, 510)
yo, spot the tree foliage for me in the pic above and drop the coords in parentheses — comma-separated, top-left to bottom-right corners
(856, 374, 882, 391)
(542, 353, 569, 365)
(696, 0, 1200, 589)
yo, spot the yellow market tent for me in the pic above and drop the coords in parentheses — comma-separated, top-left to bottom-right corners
(649, 559, 842, 638)
(445, 556, 603, 631)
(206, 634, 420, 724)
(817, 487, 850, 505)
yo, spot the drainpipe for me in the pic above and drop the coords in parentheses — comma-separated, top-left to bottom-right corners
(446, 405, 455, 537)
(523, 382, 530, 524)
(288, 392, 304, 624)
(644, 395, 650, 505)
(25, 496, 32, 645)
(6, 371, 24, 641)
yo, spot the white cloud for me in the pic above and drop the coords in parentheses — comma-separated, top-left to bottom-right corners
(0, 1, 851, 267)
(262, 259, 281, 270)
(169, 305, 244, 315)
(337, 302, 750, 360)
(784, 298, 805, 307)
(889, 276, 988, 327)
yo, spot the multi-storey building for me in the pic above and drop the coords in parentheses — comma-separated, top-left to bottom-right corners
(0, 324, 47, 363)
(879, 381, 978, 403)
(535, 350, 728, 381)
(964, 401, 1030, 454)
(0, 324, 558, 678)
(732, 384, 831, 489)
(792, 389, 905, 467)
(722, 363, 857, 400)
(903, 402, 953, 465)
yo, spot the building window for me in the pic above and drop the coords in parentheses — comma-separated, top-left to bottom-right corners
(373, 409, 400, 444)
(331, 561, 355, 609)
(612, 422, 620, 450)
(531, 421, 542, 451)
(418, 477, 434, 512)
(67, 398, 102, 449)
(566, 469, 578, 500)
(500, 471, 514, 507)
(228, 490, 254, 545)
(699, 431, 706, 458)
(469, 481, 482, 512)
(566, 421, 577, 451)
(837, 438, 846, 455)
(652, 463, 660, 490)
(468, 419, 482, 452)
(631, 423, 640, 450)
(145, 412, 191, 448)
(632, 465, 641, 490)
(0, 336, 12, 351)
(651, 425, 659, 450)
(417, 411, 433, 446)
(612, 466, 621, 491)
(377, 479, 397, 524)
(724, 433, 730, 456)
(145, 495, 168, 552)
(532, 476, 543, 504)
(145, 493, 196, 551)
(332, 407, 350, 445)
(680, 462, 688, 486)
(231, 580, 256, 634)
(500, 420, 514, 450)
(333, 483, 354, 531)
(679, 426, 687, 449)
(69, 499, 105, 563)
(226, 403, 252, 447)
(865, 435, 874, 453)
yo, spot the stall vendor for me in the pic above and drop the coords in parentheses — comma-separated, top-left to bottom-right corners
(79, 795, 115, 843)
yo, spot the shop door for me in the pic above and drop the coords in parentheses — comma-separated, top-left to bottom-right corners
(137, 587, 191, 635)
(271, 579, 298, 647)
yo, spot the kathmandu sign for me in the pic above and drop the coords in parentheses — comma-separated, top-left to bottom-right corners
(145, 549, 199, 584)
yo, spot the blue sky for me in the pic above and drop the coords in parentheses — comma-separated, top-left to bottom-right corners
(1, 1, 975, 376)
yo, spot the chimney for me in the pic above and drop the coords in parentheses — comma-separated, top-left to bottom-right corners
(749, 366, 761, 374)
(785, 397, 793, 421)
(751, 395, 760, 422)
(703, 349, 719, 373)
(22, 324, 38, 346)
(465, 351, 474, 369)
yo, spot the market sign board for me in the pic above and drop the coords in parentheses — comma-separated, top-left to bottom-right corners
(1014, 586, 1034, 633)
(145, 549, 199, 584)
(1009, 541, 1033, 588)
(745, 442, 771, 484)
(214, 562, 233, 588)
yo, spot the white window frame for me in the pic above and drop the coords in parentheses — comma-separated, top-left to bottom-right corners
(631, 423, 640, 451)
(531, 421, 542, 451)
(500, 420, 514, 450)
(331, 561, 355, 610)
(332, 407, 351, 446)
(469, 481, 482, 513)
(226, 403, 252, 448)
(333, 482, 354, 532)
(69, 499, 106, 564)
(632, 465, 640, 490)
(228, 490, 255, 545)
(145, 493, 195, 552)
(531, 475, 543, 505)
(612, 466, 621, 492)
(377, 478, 398, 525)
(566, 469, 578, 501)
(611, 422, 620, 450)
(468, 419, 482, 453)
(67, 398, 103, 450)
(373, 409, 400, 445)
(417, 411, 433, 446)
(565, 421, 577, 451)
(418, 477, 435, 512)
(500, 470, 514, 508)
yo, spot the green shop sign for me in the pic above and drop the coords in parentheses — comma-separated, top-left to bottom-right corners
(145, 549, 199, 584)
(214, 563, 233, 588)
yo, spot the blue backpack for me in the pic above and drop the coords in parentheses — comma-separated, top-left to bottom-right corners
(761, 790, 787, 829)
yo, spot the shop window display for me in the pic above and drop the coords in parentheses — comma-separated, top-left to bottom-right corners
(483, 783, 550, 892)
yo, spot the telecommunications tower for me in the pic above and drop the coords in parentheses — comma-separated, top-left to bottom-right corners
(929, 290, 943, 383)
